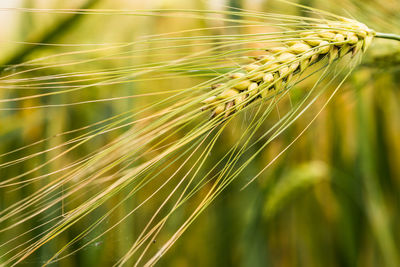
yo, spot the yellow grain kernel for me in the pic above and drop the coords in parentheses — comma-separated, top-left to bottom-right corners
(277, 52, 296, 63)
(334, 33, 345, 43)
(219, 88, 239, 99)
(305, 37, 322, 46)
(318, 41, 330, 54)
(263, 73, 274, 83)
(202, 95, 216, 104)
(213, 103, 226, 115)
(290, 42, 312, 54)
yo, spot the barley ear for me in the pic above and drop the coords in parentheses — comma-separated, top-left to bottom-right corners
(202, 18, 377, 118)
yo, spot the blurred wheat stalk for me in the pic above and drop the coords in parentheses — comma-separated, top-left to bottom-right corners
(0, 0, 399, 266)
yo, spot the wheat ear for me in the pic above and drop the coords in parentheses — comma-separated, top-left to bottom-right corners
(201, 17, 376, 118)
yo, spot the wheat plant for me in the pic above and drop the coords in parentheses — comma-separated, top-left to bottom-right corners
(0, 0, 399, 266)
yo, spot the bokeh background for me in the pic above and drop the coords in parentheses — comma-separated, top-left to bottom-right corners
(0, 0, 399, 266)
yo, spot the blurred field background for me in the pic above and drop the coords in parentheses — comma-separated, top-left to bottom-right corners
(0, 0, 399, 266)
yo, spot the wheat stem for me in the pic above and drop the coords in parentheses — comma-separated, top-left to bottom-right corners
(375, 32, 400, 42)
